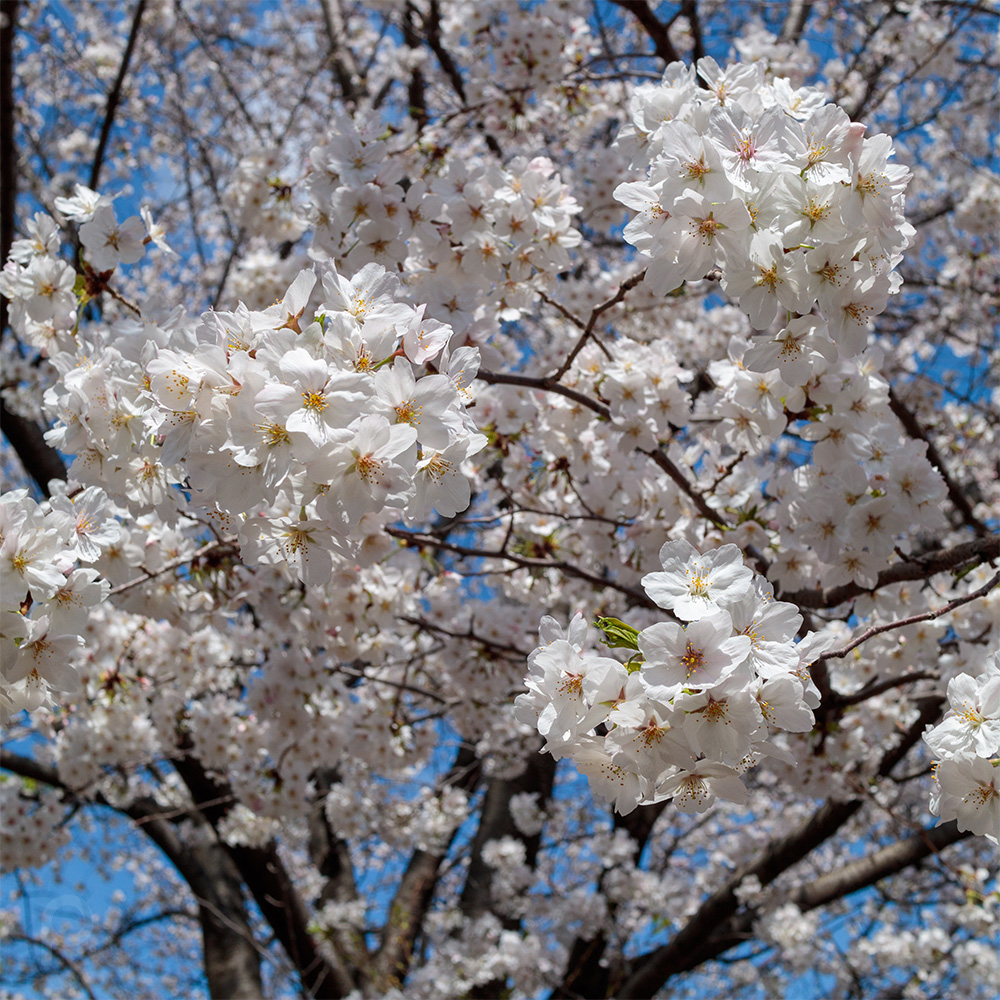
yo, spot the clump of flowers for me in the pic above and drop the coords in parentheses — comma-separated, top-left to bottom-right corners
(516, 541, 823, 815)
(925, 652, 1000, 844)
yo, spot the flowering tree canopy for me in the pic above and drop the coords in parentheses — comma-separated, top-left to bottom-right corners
(1, 1, 999, 997)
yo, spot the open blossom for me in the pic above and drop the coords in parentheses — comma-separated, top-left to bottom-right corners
(930, 757, 1000, 845)
(2, 615, 83, 698)
(407, 436, 486, 523)
(643, 192, 752, 293)
(253, 348, 371, 453)
(675, 672, 763, 764)
(641, 539, 754, 621)
(312, 414, 418, 524)
(656, 761, 748, 814)
(925, 658, 1000, 760)
(638, 611, 751, 697)
(515, 640, 626, 745)
(708, 104, 798, 191)
(79, 205, 146, 271)
(721, 229, 809, 330)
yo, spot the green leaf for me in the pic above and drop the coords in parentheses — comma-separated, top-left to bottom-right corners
(624, 654, 644, 674)
(595, 616, 640, 651)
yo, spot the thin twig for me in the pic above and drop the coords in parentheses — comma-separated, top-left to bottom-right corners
(108, 538, 238, 597)
(387, 527, 656, 608)
(89, 0, 147, 191)
(549, 268, 646, 382)
(816, 570, 1000, 665)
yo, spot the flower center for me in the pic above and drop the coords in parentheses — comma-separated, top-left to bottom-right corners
(302, 390, 327, 412)
(356, 453, 383, 483)
(681, 643, 705, 677)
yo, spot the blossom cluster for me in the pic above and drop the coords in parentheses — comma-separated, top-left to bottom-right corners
(0, 487, 113, 716)
(291, 112, 583, 335)
(925, 652, 1000, 844)
(615, 58, 913, 354)
(516, 540, 827, 815)
(0, 782, 70, 872)
(4, 195, 486, 585)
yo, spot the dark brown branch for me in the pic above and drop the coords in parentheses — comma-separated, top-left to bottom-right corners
(832, 669, 941, 709)
(402, 2, 429, 130)
(680, 0, 704, 63)
(815, 571, 1000, 666)
(419, 0, 501, 157)
(400, 614, 531, 661)
(477, 369, 612, 420)
(0, 750, 265, 1000)
(789, 821, 971, 913)
(460, 750, 555, 920)
(640, 445, 728, 529)
(779, 0, 814, 43)
(421, 0, 467, 103)
(642, 820, 973, 991)
(0, 395, 67, 495)
(173, 754, 354, 999)
(387, 526, 657, 609)
(552, 799, 670, 999)
(4, 932, 98, 1000)
(461, 751, 557, 1000)
(318, 0, 364, 107)
(779, 534, 1000, 610)
(614, 695, 944, 998)
(373, 745, 481, 991)
(89, 0, 147, 192)
(610, 1, 682, 64)
(308, 768, 370, 982)
(548, 268, 646, 381)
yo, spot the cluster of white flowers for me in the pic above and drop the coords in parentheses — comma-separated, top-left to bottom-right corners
(516, 540, 827, 816)
(513, 60, 994, 826)
(224, 148, 308, 243)
(925, 651, 1000, 844)
(0, 192, 498, 719)
(615, 57, 913, 354)
(0, 487, 116, 716)
(303, 113, 583, 334)
(0, 782, 71, 871)
(22, 218, 485, 581)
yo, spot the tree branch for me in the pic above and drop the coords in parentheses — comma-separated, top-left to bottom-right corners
(5, 932, 98, 1000)
(640, 445, 728, 528)
(0, 395, 67, 495)
(547, 268, 646, 382)
(779, 534, 1000, 609)
(779, 0, 814, 43)
(373, 745, 481, 991)
(477, 368, 612, 420)
(89, 0, 147, 192)
(815, 570, 1000, 665)
(172, 754, 354, 999)
(614, 695, 945, 998)
(0, 749, 265, 1000)
(387, 526, 657, 609)
(610, 1, 682, 64)
(318, 0, 364, 107)
(789, 821, 971, 913)
(308, 768, 370, 983)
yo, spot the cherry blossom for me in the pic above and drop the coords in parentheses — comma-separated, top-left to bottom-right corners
(0, 4, 997, 998)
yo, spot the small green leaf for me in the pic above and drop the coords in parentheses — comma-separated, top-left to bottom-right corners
(624, 654, 644, 674)
(595, 616, 640, 651)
